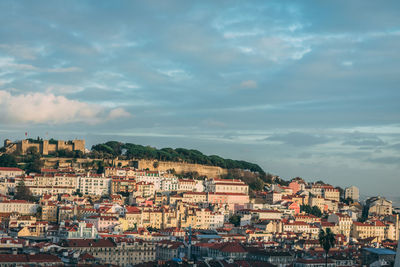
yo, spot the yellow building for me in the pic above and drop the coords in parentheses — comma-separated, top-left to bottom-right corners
(135, 182, 155, 198)
(182, 192, 207, 204)
(125, 206, 142, 229)
(309, 196, 326, 213)
(42, 202, 58, 223)
(328, 213, 352, 238)
(322, 186, 340, 202)
(351, 221, 385, 242)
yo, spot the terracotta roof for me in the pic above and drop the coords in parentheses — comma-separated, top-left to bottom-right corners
(214, 182, 247, 186)
(0, 167, 24, 172)
(210, 242, 247, 253)
(65, 239, 116, 248)
(125, 206, 141, 214)
(0, 254, 61, 263)
(208, 192, 248, 196)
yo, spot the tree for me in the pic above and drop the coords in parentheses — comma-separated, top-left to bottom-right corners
(97, 161, 105, 174)
(301, 205, 322, 217)
(153, 161, 159, 169)
(0, 154, 18, 167)
(311, 206, 322, 217)
(24, 147, 43, 174)
(35, 206, 42, 219)
(342, 197, 354, 205)
(318, 228, 335, 267)
(15, 180, 35, 201)
(229, 215, 241, 227)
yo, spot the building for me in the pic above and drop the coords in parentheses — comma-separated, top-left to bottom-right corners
(367, 196, 392, 216)
(85, 216, 119, 231)
(177, 179, 196, 192)
(207, 192, 249, 211)
(41, 202, 58, 223)
(206, 178, 249, 194)
(344, 186, 359, 201)
(352, 221, 385, 242)
(328, 213, 352, 238)
(0, 200, 39, 215)
(4, 138, 85, 155)
(322, 186, 340, 202)
(0, 254, 62, 266)
(78, 174, 111, 196)
(182, 192, 207, 204)
(362, 248, 396, 266)
(294, 258, 335, 267)
(309, 196, 326, 213)
(0, 167, 24, 178)
(266, 191, 282, 204)
(62, 238, 156, 266)
(61, 222, 98, 239)
(160, 177, 179, 192)
(111, 178, 136, 194)
(135, 182, 155, 198)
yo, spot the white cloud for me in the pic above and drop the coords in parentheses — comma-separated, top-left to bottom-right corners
(158, 69, 191, 80)
(0, 44, 47, 60)
(107, 108, 131, 119)
(0, 90, 130, 124)
(240, 80, 258, 89)
(0, 57, 37, 71)
(341, 61, 353, 67)
(46, 67, 82, 73)
(46, 84, 85, 94)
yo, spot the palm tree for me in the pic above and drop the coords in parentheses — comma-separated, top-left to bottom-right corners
(318, 228, 335, 267)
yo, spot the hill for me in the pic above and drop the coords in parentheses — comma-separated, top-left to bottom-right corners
(92, 141, 266, 175)
(92, 141, 274, 191)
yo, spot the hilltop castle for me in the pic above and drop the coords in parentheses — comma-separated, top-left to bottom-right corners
(3, 138, 85, 155)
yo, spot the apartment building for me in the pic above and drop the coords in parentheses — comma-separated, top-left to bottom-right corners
(79, 174, 111, 196)
(0, 167, 24, 178)
(345, 186, 359, 201)
(206, 178, 249, 194)
(62, 238, 156, 266)
(0, 200, 39, 215)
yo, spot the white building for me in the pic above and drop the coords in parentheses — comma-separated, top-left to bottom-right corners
(160, 177, 179, 192)
(205, 178, 248, 194)
(0, 167, 24, 178)
(79, 174, 111, 196)
(345, 186, 359, 201)
(0, 200, 39, 214)
(135, 171, 162, 190)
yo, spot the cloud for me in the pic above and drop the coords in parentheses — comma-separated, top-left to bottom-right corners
(368, 156, 400, 165)
(107, 108, 131, 119)
(0, 44, 46, 60)
(0, 57, 37, 71)
(46, 67, 82, 73)
(266, 132, 330, 146)
(342, 132, 386, 147)
(202, 119, 227, 128)
(389, 143, 400, 150)
(240, 80, 258, 89)
(0, 90, 130, 124)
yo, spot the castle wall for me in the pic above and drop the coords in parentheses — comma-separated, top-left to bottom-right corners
(47, 144, 57, 154)
(137, 159, 228, 178)
(9, 139, 85, 155)
(73, 140, 85, 152)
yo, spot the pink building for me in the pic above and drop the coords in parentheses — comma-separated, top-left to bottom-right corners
(288, 181, 301, 194)
(207, 192, 249, 211)
(85, 215, 119, 231)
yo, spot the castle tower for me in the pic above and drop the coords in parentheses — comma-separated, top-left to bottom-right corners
(3, 139, 12, 147)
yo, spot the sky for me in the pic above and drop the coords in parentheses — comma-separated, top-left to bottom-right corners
(0, 1, 399, 200)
